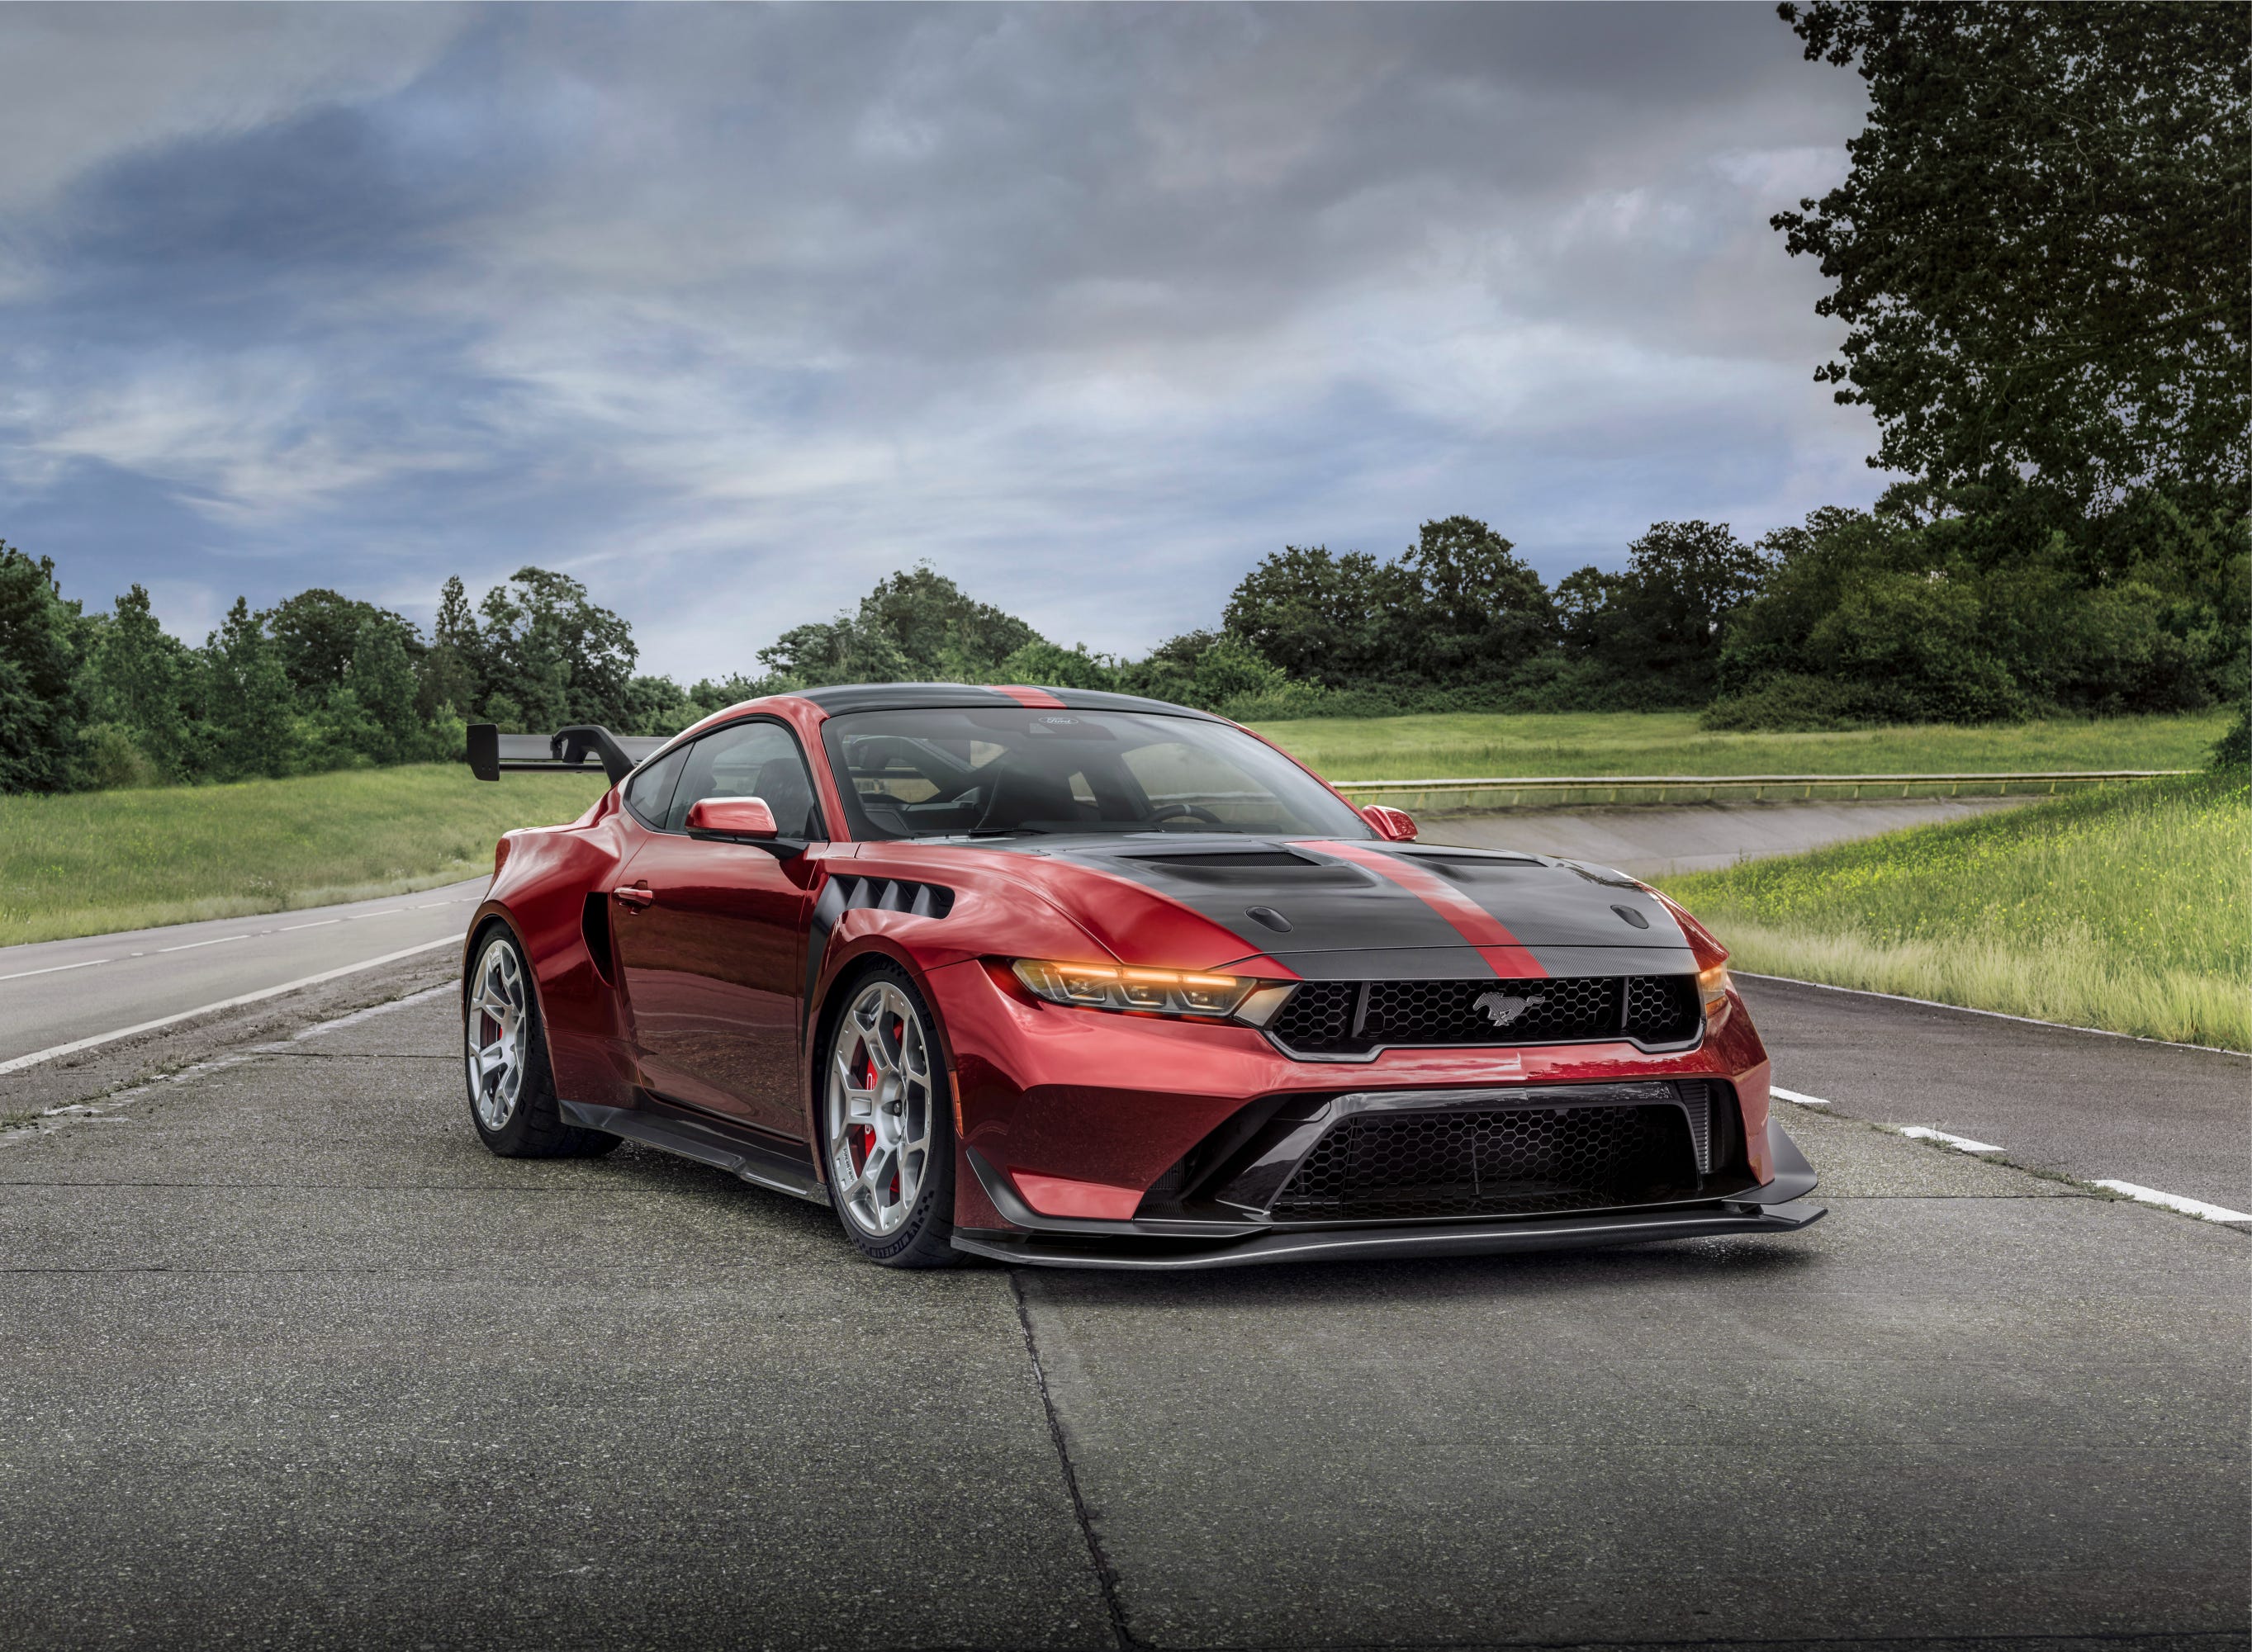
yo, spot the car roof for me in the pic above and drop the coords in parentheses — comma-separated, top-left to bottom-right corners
(795, 683, 1224, 720)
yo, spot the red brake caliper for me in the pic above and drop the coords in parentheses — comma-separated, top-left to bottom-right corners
(849, 1039, 876, 1175)
(884, 1016, 904, 1200)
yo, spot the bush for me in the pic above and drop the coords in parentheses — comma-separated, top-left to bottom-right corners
(1700, 674, 1880, 732)
(74, 723, 163, 790)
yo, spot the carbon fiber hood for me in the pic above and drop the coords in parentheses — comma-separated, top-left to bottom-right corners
(974, 834, 1697, 979)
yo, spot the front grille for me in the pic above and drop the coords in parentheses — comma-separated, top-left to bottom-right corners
(1268, 975, 1699, 1056)
(1269, 1101, 1698, 1221)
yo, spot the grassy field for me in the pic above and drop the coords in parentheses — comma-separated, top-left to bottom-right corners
(1664, 774, 2252, 1050)
(0, 765, 609, 948)
(1251, 709, 2230, 782)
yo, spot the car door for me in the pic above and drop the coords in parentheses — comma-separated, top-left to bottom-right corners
(611, 718, 827, 1140)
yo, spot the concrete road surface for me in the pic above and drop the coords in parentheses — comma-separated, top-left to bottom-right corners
(1, 971, 2244, 1651)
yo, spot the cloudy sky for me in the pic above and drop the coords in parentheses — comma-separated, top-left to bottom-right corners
(0, 2, 1875, 680)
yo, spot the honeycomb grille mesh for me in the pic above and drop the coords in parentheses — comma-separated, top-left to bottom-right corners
(1270, 1103, 1697, 1220)
(1268, 975, 1699, 1054)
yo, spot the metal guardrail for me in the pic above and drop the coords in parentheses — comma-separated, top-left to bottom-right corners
(1327, 770, 2192, 809)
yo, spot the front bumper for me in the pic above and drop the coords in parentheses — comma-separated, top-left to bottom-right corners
(951, 1119, 1824, 1271)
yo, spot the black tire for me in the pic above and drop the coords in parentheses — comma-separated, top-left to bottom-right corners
(464, 925, 619, 1159)
(818, 961, 959, 1267)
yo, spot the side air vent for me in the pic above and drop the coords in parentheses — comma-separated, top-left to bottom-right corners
(831, 876, 955, 920)
(581, 891, 615, 983)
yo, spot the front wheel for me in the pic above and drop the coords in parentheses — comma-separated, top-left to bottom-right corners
(465, 926, 618, 1159)
(821, 965, 959, 1267)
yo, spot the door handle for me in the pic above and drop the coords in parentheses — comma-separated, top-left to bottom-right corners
(613, 884, 653, 910)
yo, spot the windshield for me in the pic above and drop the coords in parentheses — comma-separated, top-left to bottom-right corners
(819, 706, 1373, 841)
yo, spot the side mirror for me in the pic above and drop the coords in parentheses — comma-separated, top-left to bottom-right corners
(685, 797, 779, 840)
(1361, 804, 1418, 842)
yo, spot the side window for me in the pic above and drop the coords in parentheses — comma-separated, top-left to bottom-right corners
(665, 721, 825, 839)
(623, 744, 687, 830)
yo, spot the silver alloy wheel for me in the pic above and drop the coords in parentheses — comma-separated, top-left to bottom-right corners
(825, 979, 936, 1238)
(467, 933, 532, 1132)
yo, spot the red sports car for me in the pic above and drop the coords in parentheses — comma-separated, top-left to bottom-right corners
(462, 684, 1821, 1269)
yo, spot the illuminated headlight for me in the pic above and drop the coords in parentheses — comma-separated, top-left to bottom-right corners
(1012, 959, 1290, 1023)
(1699, 963, 1732, 1021)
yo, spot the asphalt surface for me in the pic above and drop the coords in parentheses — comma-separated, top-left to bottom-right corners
(0, 879, 487, 1069)
(1742, 975, 2251, 1219)
(2, 972, 2245, 1650)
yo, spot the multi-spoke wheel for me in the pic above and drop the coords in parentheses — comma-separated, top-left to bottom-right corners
(462, 926, 617, 1159)
(822, 965, 958, 1266)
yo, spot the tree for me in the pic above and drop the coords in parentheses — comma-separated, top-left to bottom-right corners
(266, 589, 421, 698)
(1392, 516, 1554, 684)
(344, 615, 423, 764)
(87, 585, 200, 781)
(476, 567, 639, 730)
(1221, 546, 1400, 686)
(202, 598, 298, 779)
(417, 575, 482, 722)
(758, 565, 1042, 685)
(0, 543, 88, 793)
(1773, 2, 2250, 506)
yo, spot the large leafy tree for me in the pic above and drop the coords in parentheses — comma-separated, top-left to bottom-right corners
(265, 588, 421, 698)
(1392, 516, 1554, 684)
(1221, 545, 1401, 686)
(0, 543, 88, 793)
(1773, 2, 2250, 507)
(476, 567, 639, 731)
(201, 598, 297, 780)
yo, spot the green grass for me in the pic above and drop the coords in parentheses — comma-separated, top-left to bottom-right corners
(1663, 774, 2252, 1050)
(0, 765, 609, 948)
(1248, 709, 2229, 783)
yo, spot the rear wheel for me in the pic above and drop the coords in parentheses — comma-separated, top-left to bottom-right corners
(465, 927, 617, 1159)
(822, 965, 958, 1267)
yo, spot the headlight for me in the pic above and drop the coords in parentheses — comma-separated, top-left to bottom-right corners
(1011, 959, 1290, 1023)
(1698, 963, 1732, 1021)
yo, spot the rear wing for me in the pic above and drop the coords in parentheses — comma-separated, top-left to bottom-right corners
(466, 723, 667, 788)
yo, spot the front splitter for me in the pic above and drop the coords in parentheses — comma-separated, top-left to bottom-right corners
(950, 1198, 1825, 1271)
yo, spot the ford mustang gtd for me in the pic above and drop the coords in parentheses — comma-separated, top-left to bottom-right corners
(461, 684, 1822, 1269)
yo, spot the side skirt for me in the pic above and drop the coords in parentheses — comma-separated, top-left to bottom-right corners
(559, 1099, 828, 1205)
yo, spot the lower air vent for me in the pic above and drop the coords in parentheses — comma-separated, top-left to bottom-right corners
(1269, 1101, 1699, 1222)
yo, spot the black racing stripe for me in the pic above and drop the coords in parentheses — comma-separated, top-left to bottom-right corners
(1055, 841, 1472, 957)
(1383, 850, 1688, 949)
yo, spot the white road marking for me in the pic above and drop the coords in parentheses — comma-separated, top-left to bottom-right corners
(0, 936, 461, 1076)
(0, 957, 112, 983)
(156, 934, 249, 954)
(1899, 1125, 2004, 1154)
(1771, 1086, 1830, 1106)
(280, 919, 341, 932)
(2093, 1181, 2252, 1224)
(287, 982, 454, 1042)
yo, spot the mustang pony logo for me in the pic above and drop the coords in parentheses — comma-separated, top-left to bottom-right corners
(1472, 990, 1546, 1028)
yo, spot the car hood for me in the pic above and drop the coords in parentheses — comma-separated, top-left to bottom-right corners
(955, 833, 1699, 981)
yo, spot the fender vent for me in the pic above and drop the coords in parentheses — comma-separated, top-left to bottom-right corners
(831, 877, 955, 920)
(581, 892, 615, 983)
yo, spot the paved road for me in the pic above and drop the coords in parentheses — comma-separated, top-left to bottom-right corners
(1743, 974, 2250, 1219)
(0, 880, 486, 1069)
(1427, 793, 2031, 876)
(1, 978, 2243, 1650)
